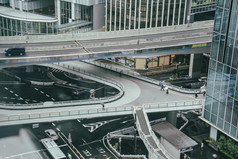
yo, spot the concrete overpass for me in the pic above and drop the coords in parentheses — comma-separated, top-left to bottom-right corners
(0, 21, 213, 66)
(0, 99, 203, 126)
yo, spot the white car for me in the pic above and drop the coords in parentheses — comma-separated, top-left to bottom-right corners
(45, 129, 59, 140)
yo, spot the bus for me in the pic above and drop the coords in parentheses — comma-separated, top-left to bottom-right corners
(41, 138, 66, 159)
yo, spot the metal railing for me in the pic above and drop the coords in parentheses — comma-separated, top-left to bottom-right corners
(0, 63, 124, 110)
(134, 107, 174, 159)
(0, 100, 203, 123)
(85, 60, 201, 94)
(0, 21, 214, 44)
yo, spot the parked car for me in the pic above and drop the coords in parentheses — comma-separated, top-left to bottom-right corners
(45, 129, 59, 140)
(5, 46, 25, 56)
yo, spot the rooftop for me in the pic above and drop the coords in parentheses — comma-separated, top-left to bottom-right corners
(152, 121, 197, 149)
(0, 6, 57, 23)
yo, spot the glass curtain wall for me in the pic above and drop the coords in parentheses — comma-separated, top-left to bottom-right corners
(0, 16, 57, 36)
(204, 0, 238, 139)
(106, 0, 187, 31)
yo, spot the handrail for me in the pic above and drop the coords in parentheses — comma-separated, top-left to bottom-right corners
(0, 21, 214, 44)
(0, 100, 203, 123)
(85, 60, 202, 94)
(134, 106, 173, 159)
(0, 63, 124, 109)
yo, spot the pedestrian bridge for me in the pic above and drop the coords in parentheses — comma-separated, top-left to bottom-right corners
(0, 100, 203, 126)
(134, 106, 172, 159)
(0, 21, 213, 66)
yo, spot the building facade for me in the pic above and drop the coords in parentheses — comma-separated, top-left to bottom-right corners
(202, 0, 238, 141)
(105, 0, 192, 31)
(0, 0, 105, 36)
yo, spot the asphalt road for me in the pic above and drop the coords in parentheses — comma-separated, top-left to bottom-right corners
(0, 65, 119, 105)
(0, 27, 212, 63)
(0, 114, 142, 159)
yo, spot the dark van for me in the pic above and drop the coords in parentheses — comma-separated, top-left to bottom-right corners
(5, 46, 25, 56)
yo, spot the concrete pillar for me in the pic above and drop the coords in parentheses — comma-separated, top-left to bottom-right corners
(26, 66, 33, 73)
(11, 0, 15, 9)
(167, 111, 177, 127)
(93, 3, 105, 30)
(186, 0, 192, 23)
(71, 1, 75, 20)
(210, 126, 218, 141)
(57, 0, 61, 26)
(189, 53, 203, 79)
(19, 0, 23, 11)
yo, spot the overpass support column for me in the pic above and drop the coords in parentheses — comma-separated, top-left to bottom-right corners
(19, 0, 23, 11)
(71, 1, 75, 21)
(167, 111, 177, 127)
(26, 66, 33, 73)
(210, 126, 218, 141)
(189, 53, 203, 79)
(56, 0, 61, 26)
(11, 0, 15, 9)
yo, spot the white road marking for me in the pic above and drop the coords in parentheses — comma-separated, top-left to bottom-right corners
(82, 138, 92, 149)
(82, 118, 120, 133)
(46, 94, 50, 97)
(77, 119, 81, 123)
(15, 94, 18, 97)
(56, 128, 61, 132)
(40, 91, 44, 94)
(34, 88, 38, 91)
(52, 123, 55, 126)
(9, 90, 13, 93)
(4, 87, 8, 90)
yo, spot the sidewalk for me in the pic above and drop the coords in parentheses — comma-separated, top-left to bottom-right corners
(84, 59, 202, 94)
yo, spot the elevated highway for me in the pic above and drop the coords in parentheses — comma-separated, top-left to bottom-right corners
(0, 21, 213, 66)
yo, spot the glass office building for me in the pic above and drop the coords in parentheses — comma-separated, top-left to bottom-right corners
(202, 0, 238, 141)
(105, 0, 190, 31)
(0, 0, 105, 36)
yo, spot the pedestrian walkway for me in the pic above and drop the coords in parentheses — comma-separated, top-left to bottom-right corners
(84, 59, 202, 94)
(134, 106, 173, 159)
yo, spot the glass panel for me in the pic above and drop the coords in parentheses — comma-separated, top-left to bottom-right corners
(228, 12, 237, 37)
(215, 63, 223, 90)
(205, 95, 212, 111)
(232, 100, 238, 125)
(232, 40, 238, 68)
(224, 122, 230, 133)
(225, 96, 233, 122)
(221, 9, 228, 35)
(218, 117, 224, 128)
(224, 37, 234, 66)
(211, 114, 217, 125)
(214, 7, 223, 33)
(232, 0, 238, 11)
(218, 35, 225, 62)
(204, 110, 210, 120)
(212, 99, 218, 114)
(231, 126, 237, 138)
(228, 68, 236, 97)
